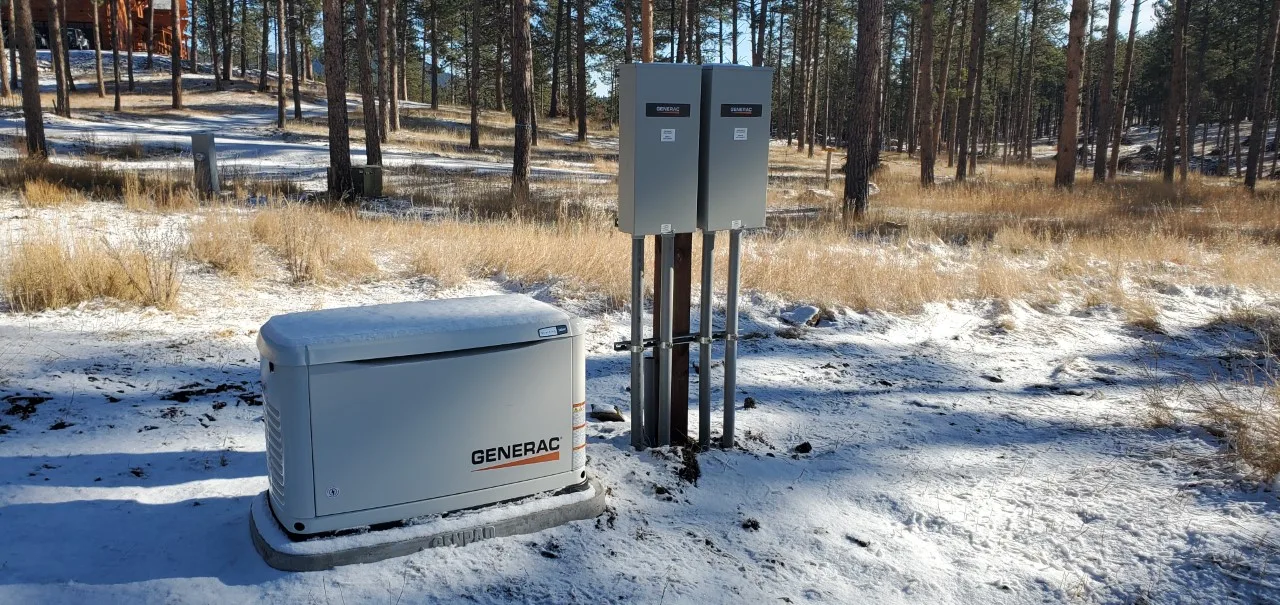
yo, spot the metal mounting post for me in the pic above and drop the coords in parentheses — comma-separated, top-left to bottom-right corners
(630, 236, 646, 450)
(698, 231, 715, 449)
(721, 229, 742, 449)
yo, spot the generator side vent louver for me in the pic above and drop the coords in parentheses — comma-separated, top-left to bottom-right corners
(264, 393, 285, 511)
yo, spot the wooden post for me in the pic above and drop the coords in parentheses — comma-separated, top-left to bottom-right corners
(825, 147, 833, 188)
(652, 231, 692, 444)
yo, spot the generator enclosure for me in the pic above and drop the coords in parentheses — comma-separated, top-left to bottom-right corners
(617, 63, 703, 235)
(256, 295, 588, 536)
(698, 65, 774, 232)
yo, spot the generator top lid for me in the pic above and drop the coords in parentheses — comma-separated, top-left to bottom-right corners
(257, 294, 579, 367)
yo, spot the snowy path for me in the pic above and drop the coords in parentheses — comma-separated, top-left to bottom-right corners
(0, 204, 1278, 603)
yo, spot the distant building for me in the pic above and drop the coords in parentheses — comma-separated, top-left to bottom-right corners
(3, 0, 188, 58)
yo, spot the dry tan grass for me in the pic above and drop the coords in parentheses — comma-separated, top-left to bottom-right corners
(1196, 311, 1280, 479)
(249, 204, 381, 284)
(0, 160, 126, 197)
(121, 172, 199, 212)
(19, 179, 87, 207)
(176, 161, 1280, 317)
(1203, 385, 1280, 479)
(189, 209, 257, 278)
(3, 226, 183, 311)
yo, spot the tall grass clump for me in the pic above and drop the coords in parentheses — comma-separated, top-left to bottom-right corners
(19, 178, 86, 207)
(3, 226, 183, 311)
(1191, 312, 1280, 480)
(189, 208, 257, 278)
(122, 171, 198, 212)
(250, 203, 380, 284)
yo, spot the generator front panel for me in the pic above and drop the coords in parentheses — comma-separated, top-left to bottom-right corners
(306, 339, 575, 517)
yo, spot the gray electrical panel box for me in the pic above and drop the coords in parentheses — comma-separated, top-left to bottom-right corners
(698, 65, 774, 232)
(617, 63, 703, 235)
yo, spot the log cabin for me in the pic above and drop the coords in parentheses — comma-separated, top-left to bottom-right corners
(3, 0, 188, 58)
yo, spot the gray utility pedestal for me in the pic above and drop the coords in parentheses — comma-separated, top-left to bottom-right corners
(350, 164, 383, 198)
(255, 294, 588, 537)
(191, 133, 220, 196)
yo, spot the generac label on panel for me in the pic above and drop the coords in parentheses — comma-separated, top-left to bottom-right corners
(645, 103, 691, 117)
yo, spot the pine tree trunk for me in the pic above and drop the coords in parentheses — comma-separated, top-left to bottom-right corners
(276, 0, 286, 126)
(806, 0, 822, 157)
(388, 0, 400, 130)
(259, 0, 270, 91)
(845, 0, 883, 220)
(795, 0, 810, 153)
(13, 0, 46, 156)
(494, 0, 505, 112)
(575, 0, 587, 141)
(1020, 0, 1040, 160)
(875, 10, 895, 160)
(356, 0, 381, 162)
(1092, 0, 1119, 182)
(1107, 0, 1139, 178)
(549, 0, 564, 116)
(945, 0, 967, 167)
(61, 0, 76, 93)
(1246, 0, 1280, 188)
(1161, 0, 1188, 183)
(566, 6, 575, 123)
(94, 0, 105, 97)
(469, 0, 480, 149)
(210, 0, 223, 91)
(623, 0, 633, 62)
(430, 0, 439, 109)
(1054, 0, 1088, 188)
(126, 0, 135, 90)
(785, 11, 795, 146)
(917, 0, 936, 185)
(221, 0, 231, 80)
(512, 0, 533, 203)
(377, 0, 389, 143)
(642, 0, 654, 62)
(969, 19, 986, 174)
(239, 0, 247, 76)
(905, 13, 917, 156)
(111, 0, 121, 110)
(323, 0, 352, 197)
(0, 0, 8, 98)
(288, 0, 301, 119)
(48, 0, 70, 117)
(171, 0, 183, 107)
(932, 0, 958, 157)
(955, 0, 986, 181)
(146, 0, 155, 68)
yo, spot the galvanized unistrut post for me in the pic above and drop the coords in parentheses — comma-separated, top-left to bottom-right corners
(698, 231, 715, 449)
(657, 233, 675, 447)
(721, 229, 742, 449)
(630, 236, 646, 450)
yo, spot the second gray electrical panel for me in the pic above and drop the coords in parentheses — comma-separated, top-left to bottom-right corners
(698, 65, 773, 232)
(617, 63, 703, 235)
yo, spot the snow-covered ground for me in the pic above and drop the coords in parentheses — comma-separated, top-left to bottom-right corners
(1, 58, 1279, 604)
(1, 196, 1278, 604)
(1, 54, 611, 189)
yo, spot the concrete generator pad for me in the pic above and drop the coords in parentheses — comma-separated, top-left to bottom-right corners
(250, 478, 607, 572)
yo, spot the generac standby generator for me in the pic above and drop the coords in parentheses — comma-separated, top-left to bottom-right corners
(256, 295, 588, 536)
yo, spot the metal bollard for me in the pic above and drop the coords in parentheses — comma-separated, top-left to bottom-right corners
(191, 133, 220, 196)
